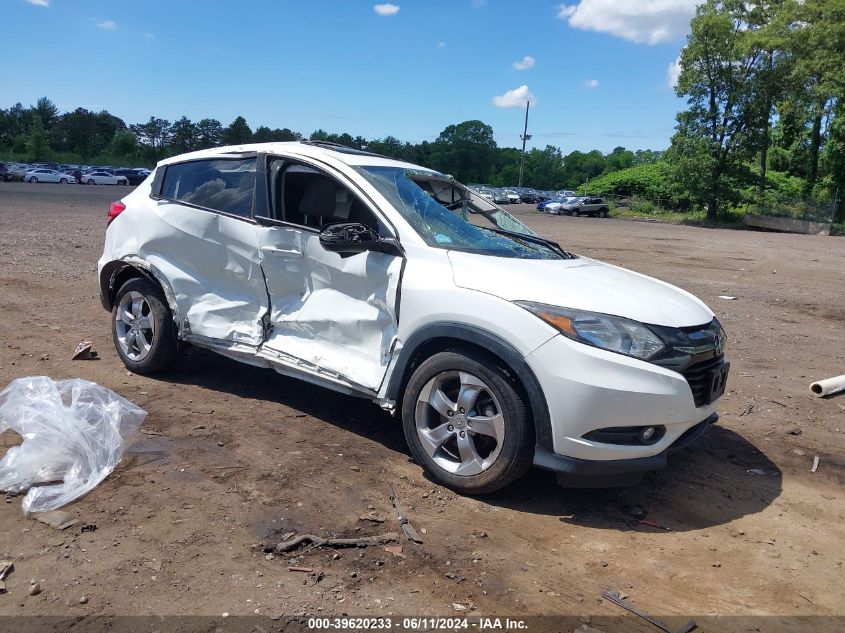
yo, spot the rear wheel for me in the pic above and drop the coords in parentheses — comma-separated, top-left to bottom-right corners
(112, 277, 180, 374)
(87, 179, 95, 185)
(118, 179, 127, 186)
(29, 177, 38, 183)
(401, 350, 533, 494)
(60, 178, 68, 184)
(599, 208, 608, 218)
(570, 209, 579, 217)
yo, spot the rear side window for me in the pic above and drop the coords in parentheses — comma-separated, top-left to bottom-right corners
(160, 158, 256, 218)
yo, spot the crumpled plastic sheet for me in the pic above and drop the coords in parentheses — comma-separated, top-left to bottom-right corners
(0, 376, 146, 513)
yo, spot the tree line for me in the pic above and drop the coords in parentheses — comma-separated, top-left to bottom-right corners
(667, 0, 844, 221)
(2, 0, 842, 222)
(0, 99, 661, 192)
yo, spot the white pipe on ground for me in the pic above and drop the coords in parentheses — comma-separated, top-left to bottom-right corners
(809, 375, 845, 397)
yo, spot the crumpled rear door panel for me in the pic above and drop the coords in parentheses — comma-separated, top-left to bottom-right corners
(139, 201, 267, 345)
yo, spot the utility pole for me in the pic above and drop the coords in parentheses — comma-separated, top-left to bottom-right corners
(518, 101, 531, 188)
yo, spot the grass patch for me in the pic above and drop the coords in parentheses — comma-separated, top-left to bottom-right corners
(609, 205, 745, 228)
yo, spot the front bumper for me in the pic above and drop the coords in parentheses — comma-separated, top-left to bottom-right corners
(534, 413, 718, 487)
(526, 333, 722, 462)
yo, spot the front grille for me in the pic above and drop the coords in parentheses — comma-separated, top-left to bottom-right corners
(682, 357, 725, 407)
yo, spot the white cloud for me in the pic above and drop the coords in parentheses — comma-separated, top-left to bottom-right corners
(471, 0, 487, 7)
(492, 85, 535, 109)
(584, 78, 599, 89)
(437, 41, 446, 48)
(667, 56, 682, 88)
(373, 3, 400, 16)
(512, 55, 535, 71)
(556, 4, 576, 18)
(97, 20, 117, 30)
(557, 1, 701, 45)
(144, 32, 156, 39)
(25, 0, 50, 6)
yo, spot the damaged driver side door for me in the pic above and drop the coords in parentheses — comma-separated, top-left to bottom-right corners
(254, 157, 403, 393)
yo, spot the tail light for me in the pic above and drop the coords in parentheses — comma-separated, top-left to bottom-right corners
(107, 201, 126, 225)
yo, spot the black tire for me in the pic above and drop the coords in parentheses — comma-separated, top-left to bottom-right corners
(599, 208, 608, 218)
(401, 349, 534, 494)
(119, 179, 127, 186)
(570, 209, 579, 217)
(60, 178, 68, 184)
(88, 179, 95, 185)
(111, 277, 180, 374)
(29, 177, 38, 183)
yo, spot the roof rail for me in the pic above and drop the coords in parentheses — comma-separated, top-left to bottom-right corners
(299, 140, 388, 159)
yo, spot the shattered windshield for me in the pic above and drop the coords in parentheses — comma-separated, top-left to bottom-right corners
(356, 166, 569, 260)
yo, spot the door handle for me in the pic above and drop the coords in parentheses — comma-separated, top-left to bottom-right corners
(261, 245, 303, 259)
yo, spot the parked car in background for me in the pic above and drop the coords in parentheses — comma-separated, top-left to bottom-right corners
(98, 141, 728, 493)
(492, 189, 509, 205)
(8, 164, 31, 181)
(83, 171, 129, 185)
(24, 168, 77, 184)
(0, 163, 11, 181)
(113, 169, 148, 186)
(561, 197, 610, 217)
(543, 196, 580, 215)
(503, 190, 521, 204)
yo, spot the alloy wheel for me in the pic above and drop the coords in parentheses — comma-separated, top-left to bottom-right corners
(414, 370, 505, 476)
(114, 291, 155, 361)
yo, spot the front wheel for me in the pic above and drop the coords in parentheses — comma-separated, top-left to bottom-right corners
(599, 208, 608, 218)
(112, 277, 180, 374)
(60, 178, 68, 184)
(570, 209, 579, 217)
(29, 177, 38, 183)
(401, 350, 533, 494)
(118, 179, 127, 186)
(87, 179, 95, 185)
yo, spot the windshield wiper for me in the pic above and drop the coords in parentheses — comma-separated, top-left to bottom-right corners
(485, 227, 575, 259)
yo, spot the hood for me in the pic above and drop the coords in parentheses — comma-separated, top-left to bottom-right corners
(448, 251, 714, 328)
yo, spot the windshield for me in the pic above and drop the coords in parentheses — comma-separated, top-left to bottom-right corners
(356, 166, 570, 260)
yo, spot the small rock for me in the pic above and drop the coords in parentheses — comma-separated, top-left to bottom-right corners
(265, 553, 275, 561)
(599, 561, 609, 568)
(791, 449, 806, 456)
(79, 596, 89, 604)
(332, 553, 341, 560)
(712, 561, 721, 568)
(453, 603, 466, 611)
(28, 581, 41, 596)
(786, 427, 803, 436)
(471, 530, 488, 538)
(349, 572, 358, 578)
(359, 512, 386, 523)
(628, 505, 645, 519)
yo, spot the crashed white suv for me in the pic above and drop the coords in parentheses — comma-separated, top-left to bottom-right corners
(98, 141, 729, 493)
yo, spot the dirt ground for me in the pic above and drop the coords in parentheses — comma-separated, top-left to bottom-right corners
(0, 182, 843, 627)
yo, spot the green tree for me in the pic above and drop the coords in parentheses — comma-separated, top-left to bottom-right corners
(32, 97, 59, 130)
(170, 116, 199, 153)
(222, 116, 252, 145)
(669, 0, 767, 220)
(25, 116, 50, 161)
(428, 120, 498, 183)
(196, 118, 223, 148)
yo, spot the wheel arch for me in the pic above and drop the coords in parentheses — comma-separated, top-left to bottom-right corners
(384, 323, 553, 451)
(99, 259, 184, 333)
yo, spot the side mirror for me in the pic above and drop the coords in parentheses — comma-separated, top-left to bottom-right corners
(319, 222, 383, 255)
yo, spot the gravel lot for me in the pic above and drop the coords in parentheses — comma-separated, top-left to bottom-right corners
(0, 181, 843, 626)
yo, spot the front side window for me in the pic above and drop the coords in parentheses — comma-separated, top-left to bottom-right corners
(160, 158, 256, 218)
(355, 166, 570, 260)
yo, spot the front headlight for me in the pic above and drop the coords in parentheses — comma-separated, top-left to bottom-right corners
(516, 302, 666, 360)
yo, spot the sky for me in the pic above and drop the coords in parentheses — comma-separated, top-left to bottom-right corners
(2, 0, 703, 153)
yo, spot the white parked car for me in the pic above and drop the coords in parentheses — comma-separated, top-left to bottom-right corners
(24, 168, 77, 184)
(98, 142, 729, 493)
(84, 171, 129, 185)
(503, 190, 520, 204)
(543, 196, 579, 215)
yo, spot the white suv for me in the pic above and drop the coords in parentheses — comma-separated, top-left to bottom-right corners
(98, 141, 729, 493)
